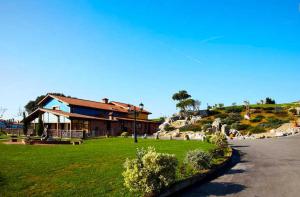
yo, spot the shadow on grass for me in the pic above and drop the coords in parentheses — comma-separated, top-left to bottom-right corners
(0, 172, 5, 187)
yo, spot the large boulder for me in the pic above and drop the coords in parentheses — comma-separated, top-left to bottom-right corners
(189, 115, 202, 124)
(212, 118, 222, 132)
(158, 122, 170, 131)
(221, 124, 229, 135)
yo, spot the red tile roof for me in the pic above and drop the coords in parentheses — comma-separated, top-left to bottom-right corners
(110, 101, 151, 114)
(39, 94, 151, 114)
(25, 108, 113, 122)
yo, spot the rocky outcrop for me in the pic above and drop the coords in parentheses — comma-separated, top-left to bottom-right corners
(212, 118, 222, 132)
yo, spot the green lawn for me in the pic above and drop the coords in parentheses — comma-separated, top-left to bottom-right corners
(0, 138, 215, 197)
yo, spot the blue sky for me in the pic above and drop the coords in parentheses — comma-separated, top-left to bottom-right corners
(1, 0, 300, 119)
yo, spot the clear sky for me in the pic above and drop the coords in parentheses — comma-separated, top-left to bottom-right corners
(1, 0, 300, 119)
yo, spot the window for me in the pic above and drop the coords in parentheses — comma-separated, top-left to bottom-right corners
(72, 120, 89, 131)
(52, 106, 60, 110)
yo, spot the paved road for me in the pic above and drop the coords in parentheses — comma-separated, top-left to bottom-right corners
(178, 134, 300, 197)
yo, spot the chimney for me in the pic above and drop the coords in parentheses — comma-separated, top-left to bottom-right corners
(102, 98, 109, 104)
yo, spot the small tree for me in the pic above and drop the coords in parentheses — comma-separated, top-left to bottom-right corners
(23, 112, 28, 136)
(265, 97, 276, 104)
(0, 107, 7, 119)
(172, 90, 191, 101)
(36, 116, 44, 136)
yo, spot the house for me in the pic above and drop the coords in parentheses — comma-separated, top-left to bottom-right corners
(24, 94, 160, 138)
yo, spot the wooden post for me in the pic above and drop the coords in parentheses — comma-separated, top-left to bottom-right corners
(70, 121, 72, 139)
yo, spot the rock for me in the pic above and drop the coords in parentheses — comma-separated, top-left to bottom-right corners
(270, 129, 276, 134)
(221, 124, 229, 135)
(244, 114, 251, 120)
(158, 122, 170, 131)
(189, 115, 202, 124)
(194, 132, 205, 141)
(212, 118, 222, 132)
(184, 134, 190, 140)
(275, 132, 284, 137)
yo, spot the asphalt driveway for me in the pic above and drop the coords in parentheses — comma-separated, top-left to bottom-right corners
(177, 134, 300, 197)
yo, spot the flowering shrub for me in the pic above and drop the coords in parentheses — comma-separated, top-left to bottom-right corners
(210, 133, 228, 148)
(184, 149, 212, 171)
(122, 147, 178, 195)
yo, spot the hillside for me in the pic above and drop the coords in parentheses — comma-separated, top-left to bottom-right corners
(159, 102, 300, 138)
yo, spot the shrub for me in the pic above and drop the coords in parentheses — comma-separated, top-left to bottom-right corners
(201, 123, 212, 131)
(215, 113, 228, 119)
(208, 110, 220, 116)
(198, 119, 213, 124)
(258, 117, 289, 129)
(263, 107, 275, 111)
(123, 147, 178, 195)
(120, 132, 129, 138)
(231, 123, 250, 130)
(289, 108, 297, 115)
(164, 125, 176, 131)
(209, 147, 225, 158)
(222, 113, 243, 125)
(184, 149, 212, 171)
(210, 133, 228, 148)
(250, 115, 265, 123)
(179, 124, 202, 132)
(224, 106, 244, 113)
(248, 126, 266, 134)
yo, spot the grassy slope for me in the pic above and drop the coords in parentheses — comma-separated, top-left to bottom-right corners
(0, 138, 215, 197)
(185, 103, 299, 134)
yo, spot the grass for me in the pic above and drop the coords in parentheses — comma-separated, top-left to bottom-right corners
(0, 138, 215, 197)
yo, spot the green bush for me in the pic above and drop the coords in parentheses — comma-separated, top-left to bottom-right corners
(209, 147, 225, 158)
(231, 123, 250, 130)
(201, 123, 212, 131)
(184, 149, 212, 171)
(120, 132, 129, 138)
(259, 117, 289, 129)
(123, 147, 178, 195)
(289, 108, 297, 115)
(224, 106, 244, 113)
(248, 126, 266, 134)
(222, 113, 243, 125)
(164, 125, 176, 131)
(179, 124, 202, 132)
(263, 107, 275, 111)
(210, 133, 228, 148)
(215, 113, 228, 119)
(250, 115, 265, 123)
(208, 110, 220, 116)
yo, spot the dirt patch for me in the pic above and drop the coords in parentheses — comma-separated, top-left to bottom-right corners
(3, 141, 24, 145)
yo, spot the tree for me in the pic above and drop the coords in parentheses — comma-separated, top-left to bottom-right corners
(0, 107, 7, 118)
(193, 100, 201, 111)
(25, 93, 67, 113)
(172, 90, 201, 116)
(265, 97, 275, 104)
(172, 90, 191, 101)
(36, 115, 44, 136)
(23, 112, 28, 136)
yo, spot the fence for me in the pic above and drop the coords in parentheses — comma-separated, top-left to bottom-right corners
(48, 129, 84, 138)
(1, 128, 23, 136)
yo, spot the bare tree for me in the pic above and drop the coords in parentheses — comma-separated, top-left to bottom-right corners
(0, 107, 7, 119)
